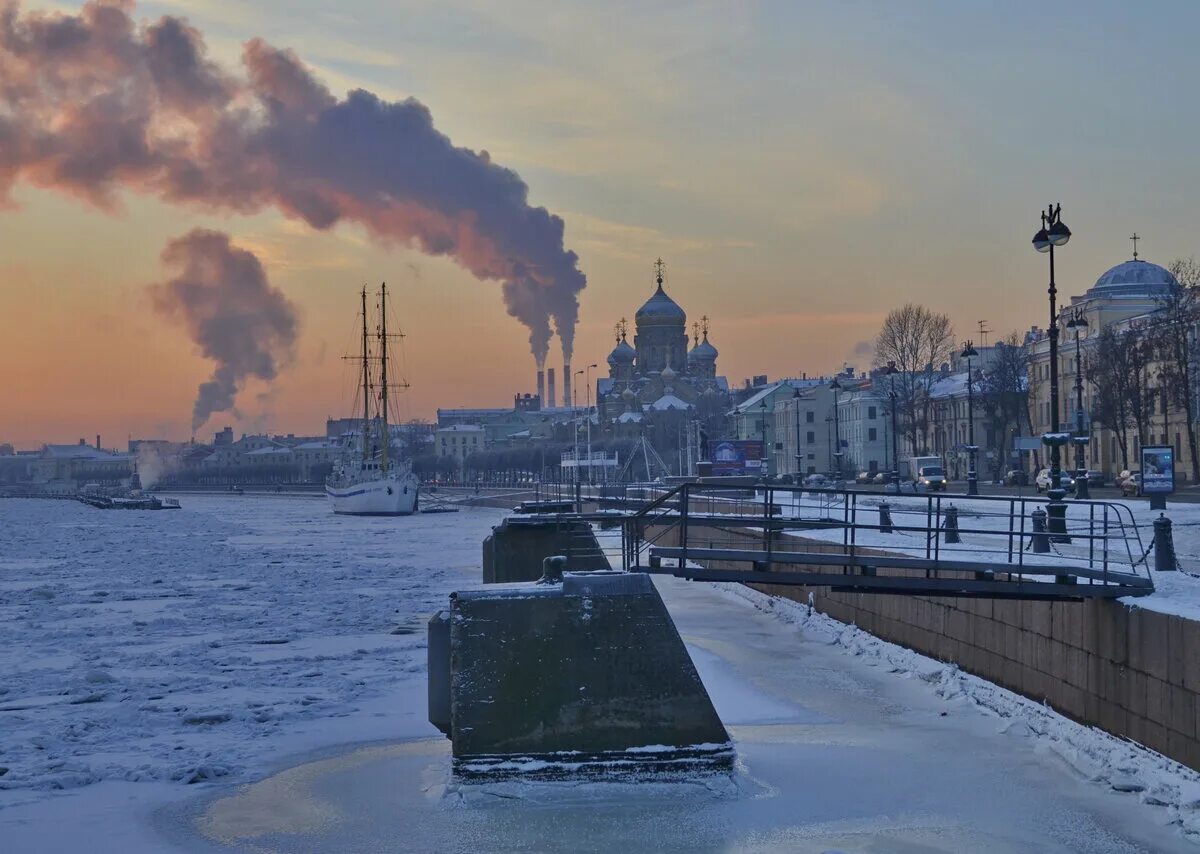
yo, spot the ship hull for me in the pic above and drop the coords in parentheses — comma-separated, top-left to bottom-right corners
(325, 474, 419, 516)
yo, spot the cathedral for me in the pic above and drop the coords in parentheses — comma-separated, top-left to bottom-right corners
(596, 260, 731, 441)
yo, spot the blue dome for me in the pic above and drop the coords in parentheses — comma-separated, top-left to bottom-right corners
(688, 336, 718, 363)
(1087, 259, 1178, 298)
(636, 284, 686, 323)
(607, 338, 636, 365)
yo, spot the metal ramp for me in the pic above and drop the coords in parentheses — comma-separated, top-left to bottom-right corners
(612, 482, 1153, 602)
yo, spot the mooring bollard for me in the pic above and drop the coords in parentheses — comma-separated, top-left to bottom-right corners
(944, 504, 961, 544)
(538, 554, 567, 584)
(1154, 514, 1178, 572)
(878, 501, 893, 534)
(1030, 508, 1050, 553)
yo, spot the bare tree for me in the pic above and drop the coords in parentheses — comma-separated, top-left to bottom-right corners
(1146, 258, 1200, 480)
(1087, 325, 1152, 470)
(874, 304, 955, 454)
(978, 332, 1030, 479)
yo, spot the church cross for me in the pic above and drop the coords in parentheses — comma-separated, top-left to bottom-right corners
(1131, 232, 1140, 260)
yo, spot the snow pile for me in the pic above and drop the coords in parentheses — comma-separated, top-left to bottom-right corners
(0, 497, 504, 796)
(717, 582, 1200, 843)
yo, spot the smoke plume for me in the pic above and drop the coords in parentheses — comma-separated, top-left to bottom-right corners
(0, 0, 585, 363)
(151, 229, 297, 430)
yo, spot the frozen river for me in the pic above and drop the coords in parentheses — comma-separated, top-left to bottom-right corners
(1, 496, 1198, 851)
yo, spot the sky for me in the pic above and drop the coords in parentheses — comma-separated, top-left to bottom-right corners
(3, 0, 1199, 449)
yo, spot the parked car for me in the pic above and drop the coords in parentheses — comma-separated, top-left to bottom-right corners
(1084, 469, 1107, 487)
(1035, 468, 1075, 493)
(855, 471, 873, 484)
(803, 473, 829, 488)
(1121, 473, 1142, 496)
(1004, 469, 1029, 486)
(872, 471, 889, 484)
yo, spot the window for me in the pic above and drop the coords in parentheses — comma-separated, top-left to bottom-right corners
(806, 411, 815, 423)
(806, 431, 815, 443)
(807, 454, 815, 461)
(868, 406, 877, 420)
(868, 428, 877, 441)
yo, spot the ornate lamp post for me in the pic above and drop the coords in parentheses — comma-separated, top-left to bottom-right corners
(961, 341, 979, 496)
(885, 362, 900, 493)
(793, 387, 803, 479)
(1065, 310, 1089, 499)
(830, 376, 843, 479)
(1032, 203, 1072, 541)
(759, 399, 768, 478)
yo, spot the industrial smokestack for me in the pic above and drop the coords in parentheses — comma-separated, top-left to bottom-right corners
(95, 435, 101, 450)
(563, 362, 572, 407)
(547, 368, 557, 410)
(537, 369, 545, 407)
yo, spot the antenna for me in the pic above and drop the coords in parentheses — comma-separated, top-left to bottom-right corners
(977, 319, 990, 348)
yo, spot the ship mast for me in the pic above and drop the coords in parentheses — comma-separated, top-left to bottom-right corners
(379, 282, 390, 473)
(360, 285, 371, 462)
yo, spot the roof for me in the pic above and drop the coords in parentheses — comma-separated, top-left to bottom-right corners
(688, 335, 718, 362)
(635, 283, 685, 323)
(245, 446, 294, 456)
(607, 338, 636, 364)
(1087, 259, 1178, 298)
(41, 444, 130, 461)
(646, 394, 692, 411)
(617, 411, 644, 423)
(437, 424, 485, 433)
(734, 378, 825, 413)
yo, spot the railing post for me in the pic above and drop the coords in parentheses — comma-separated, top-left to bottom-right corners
(878, 501, 893, 533)
(1154, 514, 1178, 573)
(944, 503, 960, 545)
(1030, 508, 1050, 554)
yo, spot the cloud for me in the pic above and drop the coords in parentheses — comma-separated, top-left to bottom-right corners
(150, 228, 298, 430)
(0, 0, 586, 365)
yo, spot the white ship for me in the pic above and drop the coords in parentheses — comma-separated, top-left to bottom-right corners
(326, 283, 420, 516)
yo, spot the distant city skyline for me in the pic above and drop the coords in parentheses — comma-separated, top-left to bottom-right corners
(3, 0, 1198, 448)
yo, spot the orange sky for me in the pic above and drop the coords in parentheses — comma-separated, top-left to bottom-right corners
(3, 1, 1198, 449)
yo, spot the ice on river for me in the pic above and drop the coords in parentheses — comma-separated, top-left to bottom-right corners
(0, 496, 506, 795)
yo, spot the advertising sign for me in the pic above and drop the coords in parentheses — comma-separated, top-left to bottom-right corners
(1141, 445, 1175, 495)
(710, 439, 764, 476)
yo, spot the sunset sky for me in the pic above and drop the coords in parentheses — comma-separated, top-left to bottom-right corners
(3, 0, 1199, 449)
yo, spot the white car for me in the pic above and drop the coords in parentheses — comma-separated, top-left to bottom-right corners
(1035, 468, 1075, 493)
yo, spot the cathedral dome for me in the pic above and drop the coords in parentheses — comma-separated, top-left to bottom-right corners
(635, 283, 686, 324)
(688, 335, 718, 364)
(607, 338, 636, 365)
(1086, 259, 1178, 298)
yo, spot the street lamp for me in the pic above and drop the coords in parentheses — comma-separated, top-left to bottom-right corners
(961, 342, 979, 496)
(885, 362, 900, 493)
(573, 369, 583, 487)
(1032, 203, 1071, 541)
(793, 387, 803, 480)
(584, 364, 597, 484)
(830, 376, 843, 479)
(1065, 310, 1090, 499)
(759, 399, 769, 478)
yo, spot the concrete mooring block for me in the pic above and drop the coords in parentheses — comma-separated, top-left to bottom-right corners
(432, 570, 732, 778)
(481, 517, 609, 583)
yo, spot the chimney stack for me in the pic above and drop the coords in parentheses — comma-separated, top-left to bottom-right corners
(547, 368, 557, 409)
(563, 361, 572, 407)
(96, 434, 101, 450)
(537, 369, 545, 407)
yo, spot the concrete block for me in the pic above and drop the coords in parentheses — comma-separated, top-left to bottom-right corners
(1168, 730, 1197, 768)
(1065, 646, 1089, 691)
(1184, 620, 1200, 694)
(1147, 676, 1170, 723)
(428, 610, 451, 736)
(482, 518, 609, 584)
(1139, 610, 1171, 683)
(447, 571, 729, 765)
(1097, 699, 1128, 737)
(1169, 616, 1188, 688)
(1169, 684, 1197, 739)
(1127, 669, 1148, 718)
(1029, 601, 1053, 637)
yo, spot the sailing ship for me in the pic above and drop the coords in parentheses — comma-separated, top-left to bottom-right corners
(325, 284, 420, 516)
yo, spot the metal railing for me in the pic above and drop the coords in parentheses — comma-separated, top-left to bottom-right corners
(612, 482, 1153, 598)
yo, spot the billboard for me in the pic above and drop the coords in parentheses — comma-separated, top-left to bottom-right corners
(1141, 445, 1175, 495)
(710, 439, 764, 476)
